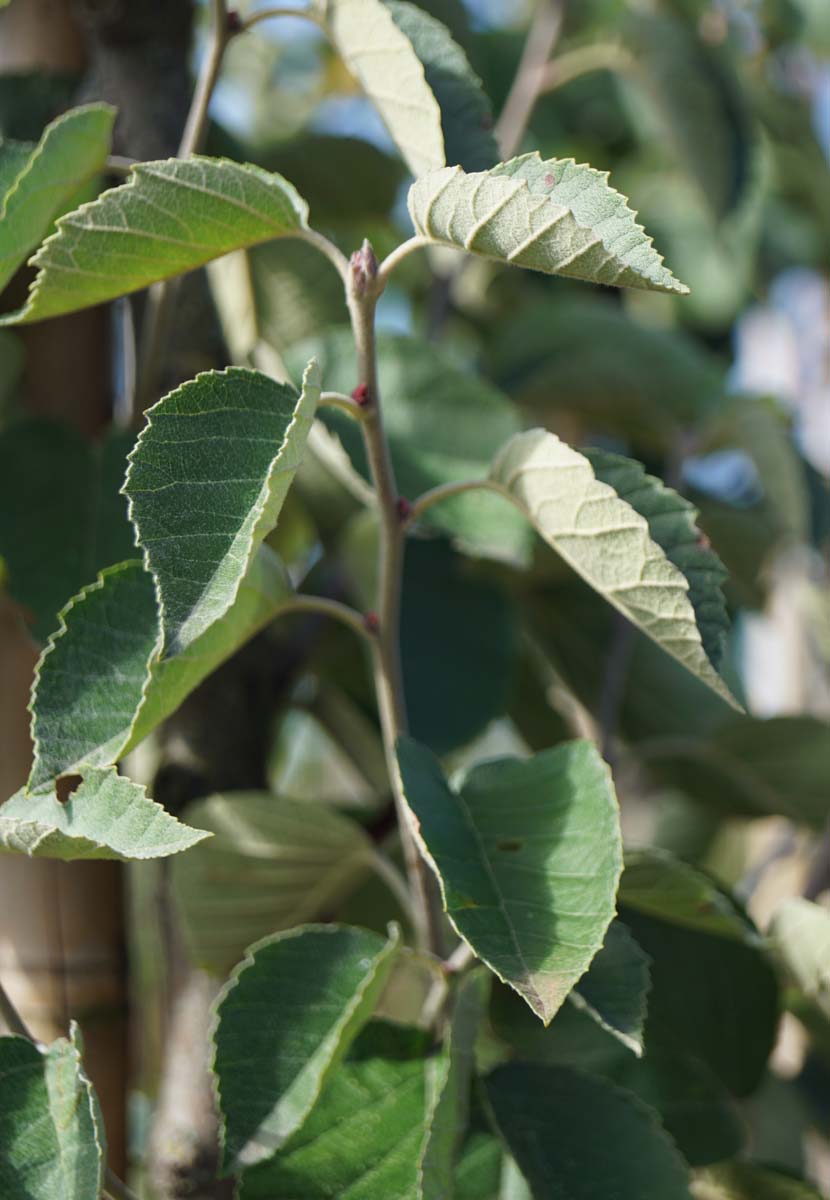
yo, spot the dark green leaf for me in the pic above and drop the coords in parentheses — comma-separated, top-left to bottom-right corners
(571, 919, 651, 1055)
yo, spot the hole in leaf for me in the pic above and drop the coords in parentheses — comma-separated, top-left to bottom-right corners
(55, 774, 82, 804)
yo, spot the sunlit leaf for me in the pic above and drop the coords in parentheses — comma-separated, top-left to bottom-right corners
(409, 152, 688, 293)
(213, 924, 399, 1170)
(0, 767, 208, 861)
(397, 737, 621, 1023)
(0, 1025, 105, 1199)
(769, 898, 830, 1020)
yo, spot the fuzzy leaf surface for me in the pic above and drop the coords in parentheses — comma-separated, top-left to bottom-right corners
(126, 363, 318, 656)
(0, 104, 114, 295)
(28, 550, 292, 790)
(386, 1, 498, 172)
(585, 448, 729, 669)
(3, 156, 310, 324)
(490, 429, 738, 705)
(409, 152, 688, 293)
(214, 924, 399, 1170)
(237, 1024, 433, 1198)
(485, 1064, 693, 1200)
(173, 792, 375, 975)
(0, 1027, 104, 1199)
(397, 737, 622, 1024)
(0, 768, 208, 861)
(325, 0, 445, 177)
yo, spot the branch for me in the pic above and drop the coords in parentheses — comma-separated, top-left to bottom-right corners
(495, 0, 566, 159)
(405, 478, 500, 527)
(538, 41, 636, 94)
(276, 594, 373, 645)
(377, 236, 433, 287)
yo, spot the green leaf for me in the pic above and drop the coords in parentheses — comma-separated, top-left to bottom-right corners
(584, 448, 729, 670)
(408, 152, 689, 293)
(0, 1025, 104, 1199)
(623, 13, 754, 219)
(324, 0, 445, 178)
(570, 919, 651, 1056)
(396, 737, 622, 1024)
(619, 899, 778, 1097)
(694, 1162, 823, 1200)
(173, 791, 375, 975)
(612, 1044, 745, 1168)
(490, 429, 739, 706)
(0, 767, 208, 861)
(619, 849, 759, 943)
(769, 898, 830, 1020)
(213, 924, 399, 1170)
(237, 1022, 433, 1199)
(640, 714, 830, 828)
(385, 1, 498, 172)
(0, 420, 135, 642)
(488, 297, 723, 454)
(0, 104, 114, 296)
(485, 1064, 693, 1200)
(126, 363, 318, 656)
(293, 330, 529, 563)
(420, 970, 488, 1198)
(2, 155, 310, 324)
(28, 549, 292, 790)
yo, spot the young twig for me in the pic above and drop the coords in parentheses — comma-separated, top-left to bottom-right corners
(495, 0, 566, 159)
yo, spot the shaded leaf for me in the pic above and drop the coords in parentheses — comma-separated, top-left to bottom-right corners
(0, 420, 135, 642)
(0, 104, 114, 295)
(485, 1063, 693, 1200)
(619, 849, 759, 943)
(3, 156, 310, 324)
(396, 737, 621, 1023)
(409, 152, 688, 293)
(126, 363, 318, 656)
(386, 1, 498, 172)
(491, 429, 738, 705)
(173, 791, 375, 976)
(213, 924, 399, 1170)
(325, 0, 445, 177)
(237, 1022, 432, 1198)
(420, 970, 489, 1198)
(570, 919, 651, 1055)
(0, 1026, 104, 1199)
(0, 767, 208, 861)
(769, 898, 830, 1020)
(29, 550, 293, 790)
(584, 448, 729, 670)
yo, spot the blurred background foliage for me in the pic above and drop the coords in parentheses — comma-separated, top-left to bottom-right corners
(0, 0, 828, 1193)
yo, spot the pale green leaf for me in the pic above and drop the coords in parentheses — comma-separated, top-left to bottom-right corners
(485, 1064, 693, 1200)
(237, 1022, 433, 1199)
(408, 152, 688, 293)
(769, 898, 830, 1020)
(173, 791, 375, 975)
(0, 1025, 105, 1199)
(213, 924, 399, 1170)
(584, 448, 729, 669)
(2, 155, 310, 325)
(126, 362, 318, 656)
(396, 737, 622, 1024)
(0, 767, 208, 861)
(325, 0, 445, 177)
(490, 429, 739, 705)
(420, 969, 488, 1199)
(385, 1, 498, 172)
(0, 420, 135, 642)
(570, 919, 650, 1056)
(0, 104, 114, 296)
(29, 549, 293, 791)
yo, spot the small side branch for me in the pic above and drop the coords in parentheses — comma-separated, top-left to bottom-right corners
(405, 478, 502, 527)
(495, 0, 566, 159)
(276, 595, 373, 645)
(319, 390, 365, 420)
(377, 237, 433, 287)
